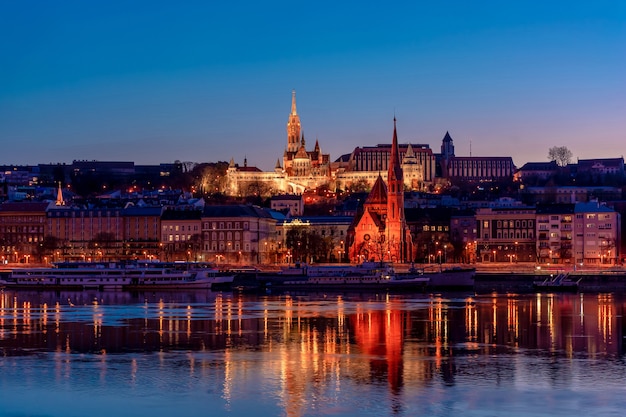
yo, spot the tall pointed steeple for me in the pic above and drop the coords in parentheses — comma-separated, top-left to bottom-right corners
(55, 182, 65, 206)
(386, 117, 407, 263)
(291, 89, 297, 115)
(286, 90, 301, 153)
(388, 117, 403, 183)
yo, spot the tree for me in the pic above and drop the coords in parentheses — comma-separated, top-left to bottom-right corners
(190, 162, 228, 195)
(89, 232, 118, 260)
(547, 146, 573, 167)
(35, 236, 62, 262)
(346, 178, 370, 193)
(186, 234, 203, 261)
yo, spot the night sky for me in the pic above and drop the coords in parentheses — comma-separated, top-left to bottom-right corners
(1, 0, 624, 169)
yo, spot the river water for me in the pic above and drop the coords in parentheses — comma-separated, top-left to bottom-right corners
(1, 289, 625, 417)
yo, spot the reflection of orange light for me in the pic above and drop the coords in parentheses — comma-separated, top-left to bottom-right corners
(353, 303, 404, 392)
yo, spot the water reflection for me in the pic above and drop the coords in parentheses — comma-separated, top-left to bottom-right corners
(1, 290, 625, 416)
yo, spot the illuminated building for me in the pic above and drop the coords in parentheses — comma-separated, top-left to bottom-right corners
(225, 90, 331, 196)
(475, 206, 536, 263)
(224, 91, 435, 196)
(0, 202, 48, 263)
(573, 201, 620, 265)
(348, 119, 410, 263)
(201, 205, 276, 265)
(439, 131, 516, 181)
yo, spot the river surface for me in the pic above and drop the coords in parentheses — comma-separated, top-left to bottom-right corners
(1, 289, 625, 417)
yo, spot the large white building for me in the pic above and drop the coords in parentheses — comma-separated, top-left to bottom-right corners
(225, 91, 332, 196)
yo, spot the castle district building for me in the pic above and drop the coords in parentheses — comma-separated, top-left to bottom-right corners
(440, 132, 516, 181)
(225, 91, 332, 196)
(335, 142, 435, 192)
(224, 91, 437, 196)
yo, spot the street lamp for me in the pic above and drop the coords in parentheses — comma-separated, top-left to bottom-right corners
(340, 240, 344, 263)
(492, 250, 496, 262)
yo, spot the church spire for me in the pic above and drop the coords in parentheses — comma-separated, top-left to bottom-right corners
(55, 182, 65, 206)
(286, 90, 301, 153)
(388, 117, 403, 182)
(386, 117, 407, 263)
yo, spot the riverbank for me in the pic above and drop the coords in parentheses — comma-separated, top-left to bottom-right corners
(474, 263, 626, 293)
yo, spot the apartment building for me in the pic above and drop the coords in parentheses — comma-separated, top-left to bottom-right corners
(574, 202, 620, 265)
(201, 205, 277, 265)
(475, 207, 536, 263)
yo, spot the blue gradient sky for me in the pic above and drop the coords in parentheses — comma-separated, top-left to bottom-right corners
(1, 0, 624, 170)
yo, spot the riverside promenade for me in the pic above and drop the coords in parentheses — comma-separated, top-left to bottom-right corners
(4, 261, 626, 293)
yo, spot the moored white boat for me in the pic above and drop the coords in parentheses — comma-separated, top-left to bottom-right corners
(0, 262, 234, 290)
(273, 265, 430, 290)
(264, 263, 475, 291)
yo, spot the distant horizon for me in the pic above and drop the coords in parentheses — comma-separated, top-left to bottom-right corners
(2, 1, 624, 170)
(1, 125, 624, 172)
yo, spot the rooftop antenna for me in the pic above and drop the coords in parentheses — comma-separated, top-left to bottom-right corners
(470, 140, 472, 157)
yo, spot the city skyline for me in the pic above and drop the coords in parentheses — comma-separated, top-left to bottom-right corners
(1, 1, 624, 170)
